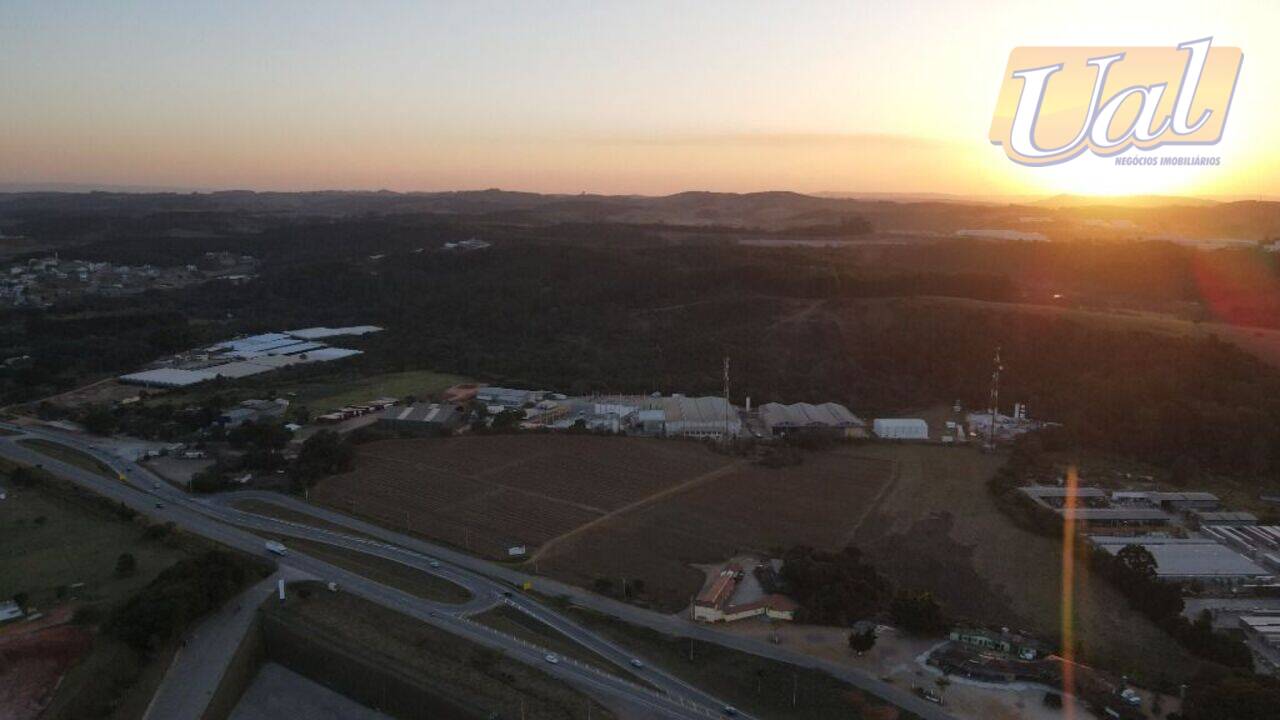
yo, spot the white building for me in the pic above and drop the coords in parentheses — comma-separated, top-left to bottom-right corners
(872, 418, 928, 440)
(1092, 536, 1273, 585)
(1240, 614, 1280, 673)
(654, 395, 741, 438)
(759, 402, 865, 437)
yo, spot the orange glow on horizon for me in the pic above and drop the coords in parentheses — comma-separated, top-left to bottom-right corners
(2, 2, 1279, 197)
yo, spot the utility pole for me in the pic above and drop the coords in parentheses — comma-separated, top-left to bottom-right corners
(987, 346, 1002, 450)
(723, 356, 731, 442)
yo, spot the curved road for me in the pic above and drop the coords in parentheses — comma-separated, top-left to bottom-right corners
(0, 425, 735, 720)
(1, 422, 956, 720)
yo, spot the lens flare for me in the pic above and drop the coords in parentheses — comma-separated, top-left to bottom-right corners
(1059, 464, 1078, 718)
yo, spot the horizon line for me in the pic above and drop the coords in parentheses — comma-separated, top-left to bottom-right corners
(2, 183, 1279, 205)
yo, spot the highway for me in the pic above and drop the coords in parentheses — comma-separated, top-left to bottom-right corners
(0, 423, 747, 720)
(1, 421, 957, 720)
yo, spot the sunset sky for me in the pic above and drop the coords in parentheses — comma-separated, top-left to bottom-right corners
(2, 0, 1278, 198)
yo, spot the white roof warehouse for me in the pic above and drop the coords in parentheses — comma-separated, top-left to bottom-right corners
(759, 402, 865, 436)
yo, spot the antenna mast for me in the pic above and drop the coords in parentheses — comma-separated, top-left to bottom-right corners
(987, 346, 1002, 449)
(723, 356, 731, 441)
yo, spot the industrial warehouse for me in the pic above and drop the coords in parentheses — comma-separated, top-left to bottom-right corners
(1020, 483, 1280, 586)
(117, 326, 381, 388)
(758, 401, 866, 437)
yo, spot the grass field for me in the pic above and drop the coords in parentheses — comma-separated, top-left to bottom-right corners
(286, 369, 471, 414)
(279, 536, 472, 605)
(0, 470, 201, 720)
(17, 438, 116, 479)
(845, 444, 1197, 684)
(472, 604, 627, 678)
(0, 479, 187, 610)
(233, 499, 381, 541)
(563, 604, 906, 720)
(272, 586, 614, 720)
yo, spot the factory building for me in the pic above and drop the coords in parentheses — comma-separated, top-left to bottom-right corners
(1192, 511, 1259, 527)
(476, 386, 536, 409)
(650, 395, 741, 439)
(1091, 536, 1272, 584)
(118, 327, 375, 390)
(1239, 614, 1280, 673)
(119, 367, 218, 388)
(759, 402, 866, 438)
(377, 403, 466, 435)
(219, 398, 289, 428)
(1149, 492, 1221, 512)
(872, 418, 929, 440)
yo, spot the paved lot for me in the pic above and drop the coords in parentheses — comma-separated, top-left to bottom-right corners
(144, 572, 297, 720)
(229, 663, 393, 720)
(143, 455, 214, 487)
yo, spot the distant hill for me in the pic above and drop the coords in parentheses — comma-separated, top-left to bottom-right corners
(2, 188, 1278, 241)
(1031, 194, 1220, 209)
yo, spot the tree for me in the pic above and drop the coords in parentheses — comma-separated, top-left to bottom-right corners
(848, 627, 876, 653)
(782, 545, 889, 625)
(190, 466, 226, 494)
(115, 552, 137, 577)
(81, 405, 119, 435)
(292, 430, 354, 486)
(1117, 544, 1159, 580)
(890, 592, 949, 635)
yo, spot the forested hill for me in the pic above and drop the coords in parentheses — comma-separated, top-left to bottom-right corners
(4, 215, 1280, 483)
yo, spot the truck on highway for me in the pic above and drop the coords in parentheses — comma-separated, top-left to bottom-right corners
(264, 540, 288, 556)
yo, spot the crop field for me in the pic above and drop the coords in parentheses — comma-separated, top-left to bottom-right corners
(312, 435, 1198, 681)
(312, 435, 736, 557)
(538, 449, 896, 610)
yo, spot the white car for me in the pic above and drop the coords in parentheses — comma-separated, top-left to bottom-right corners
(429, 560, 441, 568)
(544, 653, 560, 664)
(630, 658, 644, 668)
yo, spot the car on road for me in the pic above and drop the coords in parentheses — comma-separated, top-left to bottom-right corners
(721, 707, 738, 717)
(630, 658, 644, 668)
(544, 653, 559, 664)
(152, 482, 161, 490)
(429, 560, 441, 568)
(154, 502, 164, 509)
(264, 540, 288, 556)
